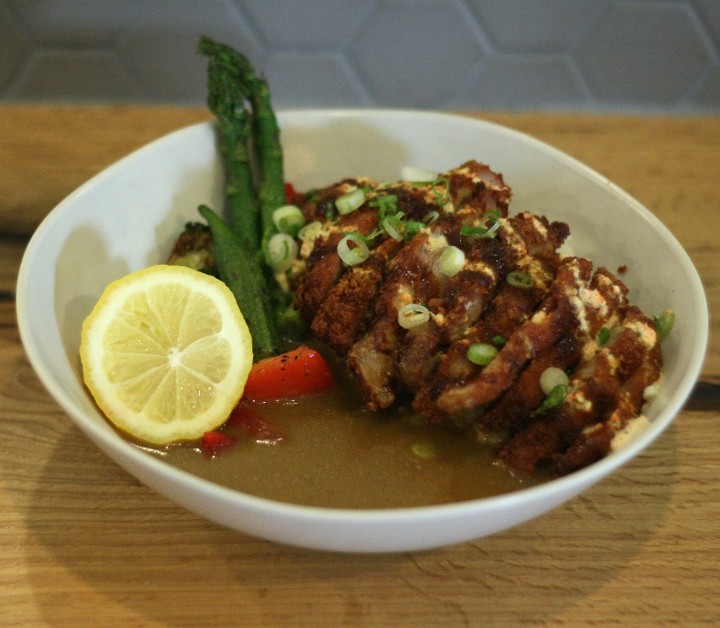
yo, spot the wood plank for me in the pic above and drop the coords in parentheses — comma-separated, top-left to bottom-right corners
(1, 106, 718, 626)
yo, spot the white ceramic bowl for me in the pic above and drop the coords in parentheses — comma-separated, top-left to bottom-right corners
(17, 110, 708, 553)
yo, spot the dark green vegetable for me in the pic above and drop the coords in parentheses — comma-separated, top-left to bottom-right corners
(653, 309, 675, 341)
(201, 54, 260, 252)
(198, 204, 280, 359)
(198, 36, 285, 244)
(534, 384, 568, 415)
(598, 326, 611, 346)
(506, 270, 533, 289)
(195, 36, 305, 353)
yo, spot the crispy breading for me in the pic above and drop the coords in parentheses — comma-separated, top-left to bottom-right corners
(290, 160, 663, 475)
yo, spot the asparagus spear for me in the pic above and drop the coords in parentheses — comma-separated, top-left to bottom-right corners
(197, 37, 304, 349)
(203, 55, 260, 252)
(198, 36, 285, 242)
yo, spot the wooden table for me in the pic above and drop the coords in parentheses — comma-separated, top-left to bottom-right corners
(1, 106, 718, 626)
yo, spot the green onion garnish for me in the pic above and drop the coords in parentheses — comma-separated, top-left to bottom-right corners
(335, 188, 366, 215)
(653, 309, 675, 341)
(298, 220, 323, 242)
(534, 384, 568, 415)
(431, 177, 451, 205)
(467, 342, 498, 366)
(436, 245, 465, 277)
(401, 166, 437, 183)
(369, 193, 399, 215)
(265, 233, 298, 272)
(271, 204, 305, 237)
(403, 220, 425, 240)
(492, 335, 506, 346)
(598, 327, 611, 345)
(337, 232, 370, 266)
(459, 220, 500, 239)
(460, 225, 487, 237)
(382, 214, 405, 242)
(506, 270, 533, 288)
(539, 367, 569, 395)
(398, 303, 431, 329)
(411, 442, 436, 459)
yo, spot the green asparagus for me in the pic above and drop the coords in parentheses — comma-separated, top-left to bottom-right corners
(198, 36, 285, 243)
(202, 53, 260, 252)
(168, 39, 299, 355)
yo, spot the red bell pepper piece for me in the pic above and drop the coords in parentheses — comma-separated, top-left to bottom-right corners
(228, 403, 285, 444)
(200, 431, 237, 457)
(284, 182, 298, 204)
(243, 346, 334, 402)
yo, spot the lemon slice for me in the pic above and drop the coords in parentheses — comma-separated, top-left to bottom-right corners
(80, 264, 253, 444)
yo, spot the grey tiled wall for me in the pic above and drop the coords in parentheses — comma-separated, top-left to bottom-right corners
(2, 0, 719, 113)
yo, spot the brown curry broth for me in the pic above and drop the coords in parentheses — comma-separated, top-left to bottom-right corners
(149, 352, 546, 509)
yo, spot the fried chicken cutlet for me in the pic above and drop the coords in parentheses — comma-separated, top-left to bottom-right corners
(289, 161, 664, 476)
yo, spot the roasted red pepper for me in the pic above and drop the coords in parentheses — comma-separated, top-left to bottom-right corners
(228, 403, 285, 443)
(200, 431, 237, 457)
(284, 182, 298, 204)
(243, 346, 334, 402)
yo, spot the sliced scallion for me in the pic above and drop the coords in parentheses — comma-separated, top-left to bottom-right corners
(272, 204, 305, 237)
(335, 188, 366, 215)
(337, 233, 370, 266)
(507, 270, 533, 288)
(467, 342, 498, 366)
(460, 220, 500, 239)
(398, 303, 430, 329)
(482, 220, 501, 238)
(436, 245, 465, 277)
(369, 193, 398, 215)
(653, 309, 675, 341)
(403, 220, 425, 241)
(534, 384, 568, 414)
(298, 220, 323, 242)
(411, 441, 436, 459)
(539, 367, 569, 395)
(431, 177, 451, 205)
(598, 326, 611, 345)
(265, 233, 298, 272)
(401, 166, 437, 183)
(382, 214, 404, 242)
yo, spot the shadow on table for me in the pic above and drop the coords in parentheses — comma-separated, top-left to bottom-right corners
(18, 413, 678, 625)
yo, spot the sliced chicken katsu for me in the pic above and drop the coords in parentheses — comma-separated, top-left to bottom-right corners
(289, 160, 664, 475)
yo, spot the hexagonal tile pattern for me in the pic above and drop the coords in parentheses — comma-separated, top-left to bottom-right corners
(577, 2, 716, 105)
(235, 0, 374, 50)
(0, 0, 31, 93)
(694, 64, 720, 109)
(451, 54, 589, 110)
(467, 0, 601, 52)
(348, 0, 489, 107)
(0, 0, 718, 112)
(692, 0, 720, 49)
(11, 0, 141, 47)
(118, 0, 262, 103)
(13, 50, 140, 102)
(262, 51, 370, 108)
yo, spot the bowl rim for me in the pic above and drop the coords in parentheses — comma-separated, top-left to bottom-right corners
(16, 108, 709, 525)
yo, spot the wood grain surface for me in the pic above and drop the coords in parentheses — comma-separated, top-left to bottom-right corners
(1, 105, 718, 626)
